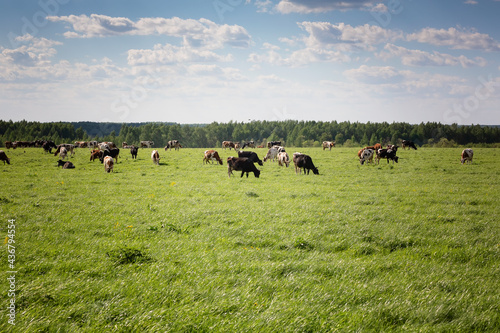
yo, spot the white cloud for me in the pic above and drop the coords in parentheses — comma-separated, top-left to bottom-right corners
(275, 0, 380, 13)
(379, 43, 487, 68)
(407, 27, 500, 52)
(47, 15, 252, 49)
(464, 0, 478, 4)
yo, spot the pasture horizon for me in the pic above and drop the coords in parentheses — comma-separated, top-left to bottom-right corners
(1, 146, 499, 331)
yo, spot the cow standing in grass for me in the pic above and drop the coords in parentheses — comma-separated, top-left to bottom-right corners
(104, 156, 114, 173)
(227, 157, 261, 178)
(461, 148, 473, 164)
(0, 150, 10, 165)
(151, 150, 160, 165)
(204, 150, 223, 165)
(293, 153, 319, 175)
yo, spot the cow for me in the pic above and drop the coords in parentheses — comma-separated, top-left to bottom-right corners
(203, 150, 223, 165)
(0, 150, 10, 165)
(54, 144, 75, 157)
(103, 156, 114, 173)
(42, 140, 57, 154)
(401, 140, 417, 150)
(4, 142, 15, 149)
(238, 150, 263, 166)
(322, 141, 336, 151)
(376, 148, 398, 164)
(263, 146, 285, 162)
(165, 140, 181, 151)
(227, 157, 261, 178)
(151, 150, 160, 165)
(461, 148, 473, 164)
(87, 141, 98, 149)
(222, 141, 235, 150)
(122, 142, 128, 148)
(278, 151, 290, 167)
(386, 144, 398, 151)
(363, 144, 382, 151)
(130, 146, 138, 159)
(241, 141, 255, 149)
(74, 141, 87, 148)
(100, 148, 120, 164)
(140, 140, 154, 148)
(267, 141, 282, 148)
(293, 153, 319, 175)
(90, 149, 103, 162)
(57, 160, 75, 169)
(98, 142, 110, 150)
(359, 149, 374, 165)
(58, 147, 68, 160)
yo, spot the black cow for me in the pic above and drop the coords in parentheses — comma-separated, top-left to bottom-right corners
(0, 150, 10, 165)
(401, 140, 417, 150)
(130, 146, 138, 159)
(42, 140, 57, 154)
(227, 157, 261, 178)
(293, 153, 319, 175)
(57, 160, 75, 169)
(241, 141, 255, 149)
(238, 150, 263, 166)
(267, 141, 282, 148)
(376, 149, 398, 164)
(100, 148, 120, 163)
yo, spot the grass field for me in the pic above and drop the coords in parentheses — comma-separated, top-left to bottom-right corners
(1, 146, 499, 332)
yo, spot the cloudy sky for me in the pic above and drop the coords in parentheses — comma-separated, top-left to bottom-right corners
(1, 0, 499, 124)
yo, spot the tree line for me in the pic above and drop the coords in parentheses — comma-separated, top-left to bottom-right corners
(1, 119, 499, 148)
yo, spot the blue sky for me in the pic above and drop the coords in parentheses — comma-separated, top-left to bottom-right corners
(1, 0, 499, 124)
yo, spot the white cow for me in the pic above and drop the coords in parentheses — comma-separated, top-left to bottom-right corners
(461, 148, 473, 164)
(278, 152, 290, 167)
(359, 149, 374, 165)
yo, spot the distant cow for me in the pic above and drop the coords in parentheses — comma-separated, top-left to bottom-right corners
(42, 140, 57, 154)
(238, 150, 263, 166)
(461, 148, 473, 164)
(103, 156, 114, 173)
(130, 146, 138, 159)
(54, 144, 75, 157)
(0, 150, 10, 165)
(359, 149, 374, 165)
(58, 147, 68, 160)
(278, 152, 290, 167)
(151, 150, 160, 165)
(57, 160, 75, 169)
(227, 157, 261, 178)
(203, 150, 223, 165)
(222, 141, 235, 150)
(401, 140, 417, 150)
(263, 146, 285, 162)
(4, 142, 15, 149)
(140, 140, 154, 148)
(293, 153, 319, 175)
(267, 141, 282, 148)
(100, 148, 120, 164)
(166, 140, 182, 151)
(241, 141, 255, 149)
(376, 148, 398, 164)
(322, 141, 335, 151)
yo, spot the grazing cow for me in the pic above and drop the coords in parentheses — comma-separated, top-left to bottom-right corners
(100, 148, 120, 164)
(293, 153, 319, 175)
(234, 142, 241, 150)
(58, 147, 68, 160)
(165, 140, 181, 151)
(359, 149, 374, 165)
(222, 141, 235, 150)
(263, 146, 285, 162)
(227, 157, 261, 178)
(151, 150, 160, 165)
(4, 142, 15, 149)
(140, 140, 154, 148)
(54, 144, 75, 157)
(461, 148, 473, 164)
(322, 141, 336, 151)
(42, 140, 57, 154)
(103, 156, 114, 173)
(376, 148, 398, 164)
(87, 141, 98, 149)
(401, 140, 417, 150)
(98, 142, 110, 150)
(57, 160, 75, 169)
(130, 146, 138, 159)
(238, 150, 263, 166)
(90, 149, 103, 162)
(267, 141, 282, 148)
(74, 141, 87, 148)
(278, 151, 290, 167)
(0, 150, 10, 165)
(386, 144, 398, 151)
(241, 141, 255, 149)
(363, 143, 382, 151)
(203, 150, 223, 165)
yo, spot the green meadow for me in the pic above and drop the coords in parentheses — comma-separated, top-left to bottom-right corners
(0, 146, 499, 332)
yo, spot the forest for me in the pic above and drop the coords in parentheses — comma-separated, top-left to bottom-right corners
(1, 119, 499, 148)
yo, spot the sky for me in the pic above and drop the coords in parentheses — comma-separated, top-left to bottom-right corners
(0, 0, 499, 125)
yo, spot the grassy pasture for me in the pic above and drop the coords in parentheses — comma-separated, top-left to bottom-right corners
(1, 146, 499, 332)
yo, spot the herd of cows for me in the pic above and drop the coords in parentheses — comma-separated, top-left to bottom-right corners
(0, 139, 474, 176)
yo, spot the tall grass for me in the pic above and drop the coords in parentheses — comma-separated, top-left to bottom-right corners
(0, 147, 499, 332)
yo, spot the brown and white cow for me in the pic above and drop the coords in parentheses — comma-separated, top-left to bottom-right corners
(278, 151, 290, 167)
(151, 150, 160, 165)
(58, 147, 68, 160)
(203, 150, 223, 165)
(0, 150, 10, 165)
(322, 141, 336, 151)
(165, 140, 181, 151)
(140, 140, 154, 148)
(461, 148, 473, 164)
(90, 149, 103, 162)
(222, 141, 235, 150)
(104, 156, 114, 173)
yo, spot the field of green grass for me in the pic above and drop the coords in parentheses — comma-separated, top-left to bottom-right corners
(1, 146, 499, 332)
